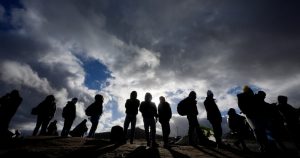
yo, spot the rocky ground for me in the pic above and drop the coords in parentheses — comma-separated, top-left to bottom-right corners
(0, 137, 299, 158)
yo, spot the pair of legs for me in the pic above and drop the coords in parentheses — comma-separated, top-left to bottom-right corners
(33, 115, 51, 136)
(88, 115, 100, 138)
(210, 119, 223, 145)
(123, 115, 136, 143)
(160, 120, 170, 146)
(246, 116, 268, 152)
(187, 115, 207, 145)
(143, 117, 157, 146)
(61, 118, 74, 137)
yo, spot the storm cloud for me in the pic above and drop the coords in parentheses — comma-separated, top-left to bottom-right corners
(0, 0, 300, 136)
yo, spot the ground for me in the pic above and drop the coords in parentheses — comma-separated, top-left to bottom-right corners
(0, 137, 299, 158)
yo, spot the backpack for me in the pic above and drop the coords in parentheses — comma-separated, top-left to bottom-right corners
(85, 104, 94, 116)
(177, 99, 187, 116)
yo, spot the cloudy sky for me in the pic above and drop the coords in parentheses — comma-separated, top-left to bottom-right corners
(1, 0, 300, 136)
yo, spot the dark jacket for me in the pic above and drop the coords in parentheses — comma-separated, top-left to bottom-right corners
(125, 99, 140, 115)
(62, 101, 76, 120)
(139, 101, 158, 118)
(237, 92, 254, 116)
(86, 101, 103, 116)
(203, 97, 221, 122)
(37, 100, 56, 119)
(158, 102, 172, 122)
(278, 103, 299, 124)
(182, 97, 198, 116)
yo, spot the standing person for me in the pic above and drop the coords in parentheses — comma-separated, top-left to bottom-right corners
(203, 90, 224, 148)
(61, 98, 78, 137)
(179, 91, 208, 146)
(85, 94, 103, 138)
(158, 96, 172, 148)
(0, 90, 23, 139)
(277, 95, 300, 149)
(123, 91, 140, 144)
(32, 95, 56, 136)
(227, 108, 250, 151)
(139, 93, 158, 147)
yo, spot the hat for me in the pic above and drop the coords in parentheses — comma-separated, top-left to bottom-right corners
(207, 90, 213, 97)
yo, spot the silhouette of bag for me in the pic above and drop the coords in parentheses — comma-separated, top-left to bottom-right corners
(110, 125, 125, 144)
(177, 100, 187, 116)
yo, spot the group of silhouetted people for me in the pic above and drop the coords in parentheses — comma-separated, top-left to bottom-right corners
(1, 87, 300, 152)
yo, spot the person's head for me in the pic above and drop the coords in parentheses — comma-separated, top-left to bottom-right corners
(10, 89, 20, 97)
(278, 95, 288, 104)
(130, 91, 137, 99)
(95, 94, 103, 102)
(71, 97, 78, 104)
(243, 85, 254, 95)
(257, 91, 266, 100)
(159, 96, 165, 103)
(188, 91, 196, 100)
(46, 95, 55, 102)
(207, 90, 214, 98)
(145, 93, 152, 102)
(228, 108, 236, 116)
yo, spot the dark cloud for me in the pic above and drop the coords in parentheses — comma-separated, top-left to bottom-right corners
(1, 0, 300, 135)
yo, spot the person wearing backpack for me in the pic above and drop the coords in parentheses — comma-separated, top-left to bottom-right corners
(61, 98, 78, 137)
(123, 91, 140, 144)
(139, 93, 158, 147)
(179, 91, 208, 145)
(32, 95, 56, 136)
(86, 94, 103, 138)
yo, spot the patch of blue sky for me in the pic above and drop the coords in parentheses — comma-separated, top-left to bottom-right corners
(106, 99, 125, 121)
(80, 58, 112, 90)
(0, 0, 23, 31)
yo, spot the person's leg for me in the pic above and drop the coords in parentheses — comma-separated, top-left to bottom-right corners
(40, 118, 50, 135)
(150, 118, 157, 146)
(32, 116, 43, 136)
(123, 115, 130, 141)
(143, 118, 150, 146)
(130, 116, 136, 144)
(187, 115, 196, 145)
(161, 121, 170, 146)
(63, 119, 74, 137)
(88, 116, 99, 138)
(211, 120, 223, 145)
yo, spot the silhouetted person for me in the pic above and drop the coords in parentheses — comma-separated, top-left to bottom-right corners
(158, 96, 172, 148)
(85, 94, 103, 138)
(14, 129, 21, 138)
(203, 90, 224, 147)
(181, 91, 208, 145)
(47, 120, 58, 136)
(277, 95, 300, 149)
(139, 92, 158, 147)
(266, 103, 287, 151)
(237, 86, 268, 152)
(123, 91, 140, 144)
(61, 98, 78, 137)
(227, 108, 250, 151)
(32, 95, 56, 136)
(0, 90, 22, 139)
(70, 119, 88, 137)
